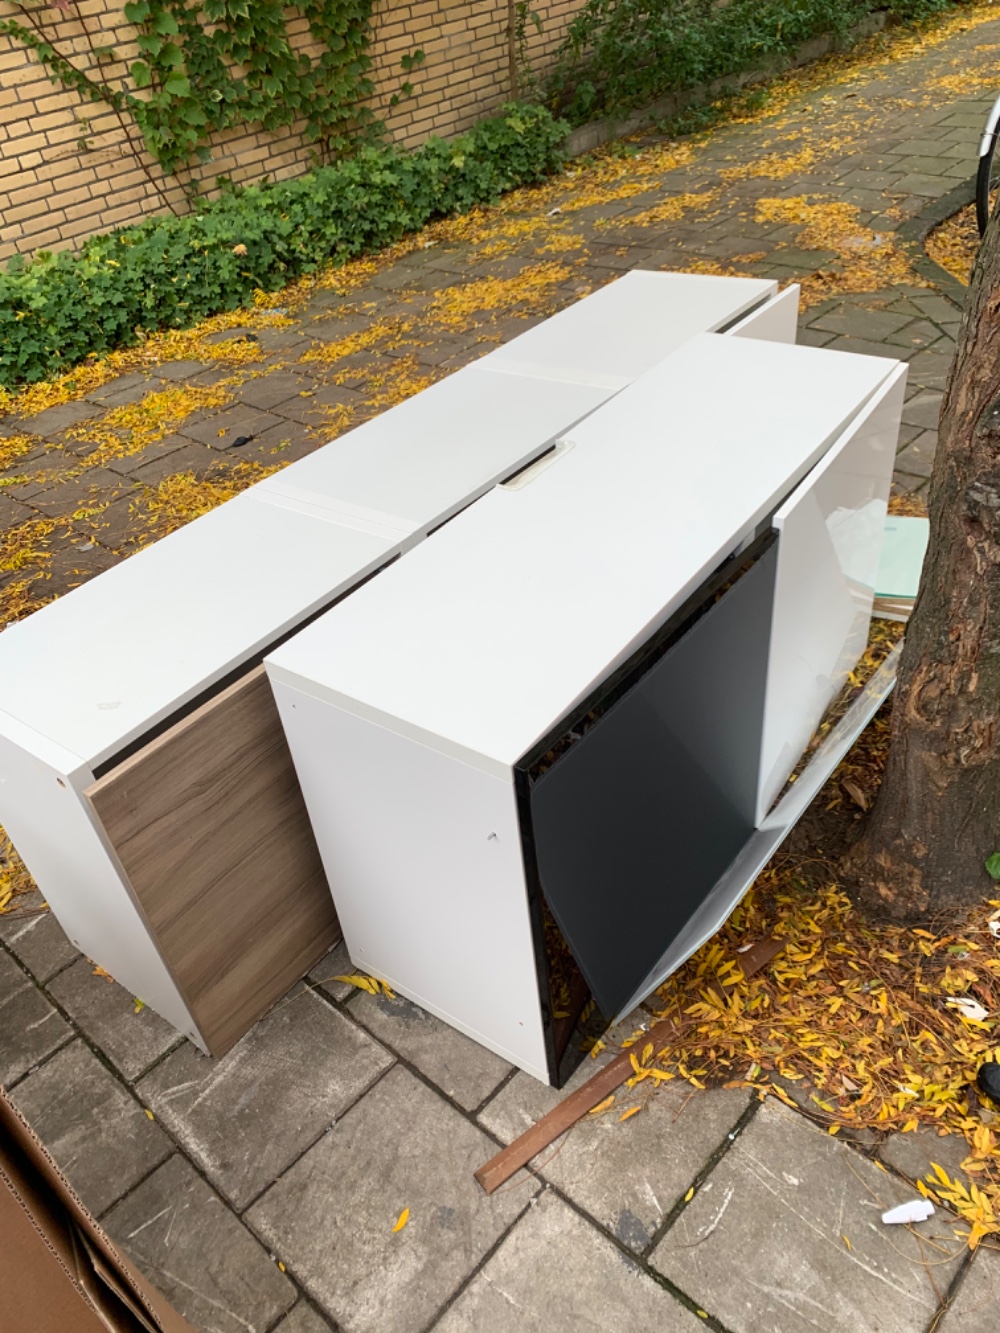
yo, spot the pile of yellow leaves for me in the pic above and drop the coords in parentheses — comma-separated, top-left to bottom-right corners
(926, 203, 978, 286)
(632, 762, 1000, 1248)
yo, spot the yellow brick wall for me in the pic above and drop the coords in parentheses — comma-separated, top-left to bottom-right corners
(0, 0, 584, 261)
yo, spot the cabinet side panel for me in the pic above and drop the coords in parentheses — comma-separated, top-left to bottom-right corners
(725, 285, 799, 344)
(272, 679, 550, 1082)
(86, 667, 339, 1057)
(758, 366, 906, 818)
(0, 730, 196, 1039)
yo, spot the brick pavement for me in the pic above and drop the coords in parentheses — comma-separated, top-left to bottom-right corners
(4, 12, 1000, 1333)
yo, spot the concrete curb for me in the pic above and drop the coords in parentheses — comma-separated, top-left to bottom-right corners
(564, 12, 889, 158)
(896, 178, 976, 310)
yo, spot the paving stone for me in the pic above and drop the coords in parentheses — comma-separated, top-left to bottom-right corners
(937, 1247, 1000, 1333)
(27, 468, 134, 517)
(102, 434, 193, 477)
(0, 894, 79, 980)
(247, 1065, 536, 1333)
(885, 320, 955, 354)
(17, 400, 103, 437)
(809, 308, 914, 339)
(651, 1099, 963, 1333)
(481, 1068, 750, 1251)
(307, 938, 357, 1001)
(879, 1123, 970, 1188)
(0, 947, 73, 1084)
(896, 173, 961, 197)
(809, 335, 904, 360)
(85, 374, 164, 408)
(275, 382, 360, 425)
(0, 487, 41, 530)
(180, 405, 285, 450)
(235, 371, 314, 411)
(906, 351, 955, 391)
(895, 429, 937, 479)
(433, 1191, 704, 1333)
(272, 1302, 336, 1333)
(153, 359, 211, 381)
(129, 440, 219, 486)
(347, 989, 511, 1111)
(138, 988, 393, 1210)
(9, 1040, 170, 1214)
(902, 390, 942, 431)
(47, 956, 179, 1080)
(104, 1155, 295, 1333)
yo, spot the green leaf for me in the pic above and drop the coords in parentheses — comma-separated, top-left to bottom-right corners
(123, 0, 151, 22)
(163, 73, 192, 97)
(985, 853, 1000, 881)
(130, 59, 152, 88)
(152, 11, 180, 35)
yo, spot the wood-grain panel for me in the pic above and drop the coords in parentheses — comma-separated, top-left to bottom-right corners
(86, 666, 339, 1056)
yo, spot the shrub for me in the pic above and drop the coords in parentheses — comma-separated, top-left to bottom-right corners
(0, 103, 568, 390)
(550, 0, 972, 126)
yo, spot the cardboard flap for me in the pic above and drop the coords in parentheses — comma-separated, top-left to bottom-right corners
(0, 1090, 194, 1333)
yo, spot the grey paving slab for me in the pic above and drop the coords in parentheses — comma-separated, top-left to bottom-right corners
(896, 173, 962, 197)
(433, 1191, 705, 1333)
(905, 350, 955, 391)
(0, 947, 73, 1084)
(896, 429, 937, 479)
(651, 1099, 963, 1333)
(347, 989, 511, 1111)
(481, 1065, 750, 1251)
(247, 1065, 536, 1333)
(307, 937, 356, 1001)
(9, 1039, 171, 1214)
(879, 1123, 971, 1188)
(235, 371, 315, 411)
(937, 1247, 1000, 1333)
(17, 399, 102, 437)
(101, 434, 191, 477)
(138, 988, 393, 1210)
(902, 390, 942, 431)
(104, 1155, 296, 1333)
(47, 956, 179, 1080)
(152, 358, 211, 381)
(180, 404, 285, 449)
(271, 1302, 335, 1333)
(808, 308, 914, 339)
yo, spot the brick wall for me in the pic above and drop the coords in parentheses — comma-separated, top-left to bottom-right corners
(0, 0, 584, 262)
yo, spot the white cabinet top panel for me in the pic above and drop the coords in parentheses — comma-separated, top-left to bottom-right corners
(0, 494, 394, 766)
(254, 367, 612, 537)
(476, 271, 776, 387)
(268, 335, 899, 771)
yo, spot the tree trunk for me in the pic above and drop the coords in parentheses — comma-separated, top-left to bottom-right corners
(847, 217, 1000, 920)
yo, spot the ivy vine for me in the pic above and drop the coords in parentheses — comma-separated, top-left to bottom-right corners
(0, 0, 382, 174)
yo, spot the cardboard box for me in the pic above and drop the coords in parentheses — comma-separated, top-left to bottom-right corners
(0, 1086, 194, 1333)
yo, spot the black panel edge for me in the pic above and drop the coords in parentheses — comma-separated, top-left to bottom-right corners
(513, 764, 562, 1088)
(515, 529, 777, 783)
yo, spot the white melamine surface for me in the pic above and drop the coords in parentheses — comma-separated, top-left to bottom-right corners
(268, 334, 900, 771)
(0, 493, 394, 767)
(255, 366, 612, 538)
(273, 681, 550, 1079)
(726, 284, 800, 343)
(477, 271, 776, 386)
(756, 364, 906, 816)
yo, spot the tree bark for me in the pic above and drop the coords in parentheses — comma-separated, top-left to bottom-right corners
(847, 217, 1000, 920)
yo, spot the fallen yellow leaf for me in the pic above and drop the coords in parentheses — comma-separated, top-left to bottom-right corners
(619, 1106, 641, 1123)
(589, 1095, 615, 1115)
(393, 1208, 410, 1233)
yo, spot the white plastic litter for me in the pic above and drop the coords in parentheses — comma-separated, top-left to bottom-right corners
(881, 1200, 935, 1225)
(947, 996, 990, 1022)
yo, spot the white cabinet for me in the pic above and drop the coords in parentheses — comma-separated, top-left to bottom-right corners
(0, 273, 785, 1054)
(267, 333, 905, 1085)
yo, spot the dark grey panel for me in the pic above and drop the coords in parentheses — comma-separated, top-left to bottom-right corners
(528, 545, 777, 1019)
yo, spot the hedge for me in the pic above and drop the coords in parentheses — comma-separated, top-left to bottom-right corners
(550, 0, 972, 127)
(0, 103, 568, 390)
